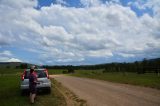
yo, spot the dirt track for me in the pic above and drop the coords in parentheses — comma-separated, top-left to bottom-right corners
(51, 75, 160, 106)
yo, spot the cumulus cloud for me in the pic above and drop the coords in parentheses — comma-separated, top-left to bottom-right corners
(6, 58, 22, 62)
(128, 0, 160, 17)
(0, 0, 160, 64)
(0, 50, 12, 57)
(0, 51, 22, 62)
(80, 0, 102, 7)
(56, 0, 67, 5)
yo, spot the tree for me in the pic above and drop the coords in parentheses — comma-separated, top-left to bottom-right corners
(20, 63, 28, 69)
(141, 58, 147, 74)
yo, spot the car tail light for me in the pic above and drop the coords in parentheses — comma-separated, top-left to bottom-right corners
(44, 69, 49, 79)
(21, 69, 26, 81)
(21, 74, 24, 81)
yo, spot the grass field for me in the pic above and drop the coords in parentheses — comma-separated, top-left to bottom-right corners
(70, 70, 160, 89)
(48, 69, 67, 75)
(0, 68, 22, 75)
(0, 68, 66, 75)
(0, 68, 66, 106)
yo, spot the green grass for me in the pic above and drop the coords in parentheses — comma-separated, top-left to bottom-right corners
(0, 68, 66, 106)
(0, 68, 67, 75)
(48, 69, 67, 74)
(0, 68, 66, 75)
(0, 68, 22, 75)
(70, 70, 160, 89)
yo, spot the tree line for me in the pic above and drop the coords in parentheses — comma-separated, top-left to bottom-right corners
(13, 58, 160, 74)
(42, 58, 160, 74)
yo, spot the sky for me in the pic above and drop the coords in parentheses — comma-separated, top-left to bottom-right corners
(0, 0, 160, 65)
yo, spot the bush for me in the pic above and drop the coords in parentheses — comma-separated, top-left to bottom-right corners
(62, 71, 68, 74)
(67, 68, 75, 73)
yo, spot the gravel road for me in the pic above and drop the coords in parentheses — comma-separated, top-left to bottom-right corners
(51, 75, 160, 106)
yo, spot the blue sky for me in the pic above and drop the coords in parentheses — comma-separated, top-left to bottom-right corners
(0, 0, 160, 65)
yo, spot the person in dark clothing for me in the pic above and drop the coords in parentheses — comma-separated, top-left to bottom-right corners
(29, 68, 38, 103)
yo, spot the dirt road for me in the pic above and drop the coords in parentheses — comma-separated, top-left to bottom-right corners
(51, 75, 160, 106)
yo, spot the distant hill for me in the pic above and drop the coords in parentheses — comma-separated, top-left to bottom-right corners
(0, 62, 21, 68)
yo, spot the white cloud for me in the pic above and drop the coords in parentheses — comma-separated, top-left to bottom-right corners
(0, 51, 22, 62)
(80, 0, 102, 7)
(128, 0, 160, 17)
(0, 0, 160, 64)
(88, 50, 113, 57)
(7, 58, 22, 62)
(0, 50, 12, 57)
(118, 53, 135, 58)
(56, 0, 67, 5)
(0, 0, 34, 10)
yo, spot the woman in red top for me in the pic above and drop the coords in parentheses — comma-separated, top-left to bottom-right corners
(29, 69, 38, 104)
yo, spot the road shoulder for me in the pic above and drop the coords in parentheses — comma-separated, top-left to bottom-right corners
(52, 78, 87, 106)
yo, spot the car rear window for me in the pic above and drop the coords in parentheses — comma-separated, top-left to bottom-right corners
(24, 70, 47, 79)
(36, 70, 47, 78)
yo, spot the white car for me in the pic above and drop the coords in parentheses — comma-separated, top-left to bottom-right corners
(20, 69, 51, 94)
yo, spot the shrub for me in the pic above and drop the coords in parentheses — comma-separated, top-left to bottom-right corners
(67, 68, 75, 73)
(62, 71, 68, 74)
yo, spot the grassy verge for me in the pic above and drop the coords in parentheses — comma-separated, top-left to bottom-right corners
(70, 70, 160, 89)
(0, 73, 66, 106)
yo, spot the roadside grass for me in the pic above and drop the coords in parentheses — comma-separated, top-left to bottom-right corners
(53, 79, 87, 106)
(0, 69, 66, 106)
(70, 70, 160, 89)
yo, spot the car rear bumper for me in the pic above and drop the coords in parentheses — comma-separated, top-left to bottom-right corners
(20, 82, 51, 90)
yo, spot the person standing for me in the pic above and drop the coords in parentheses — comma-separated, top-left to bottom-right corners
(29, 68, 38, 104)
